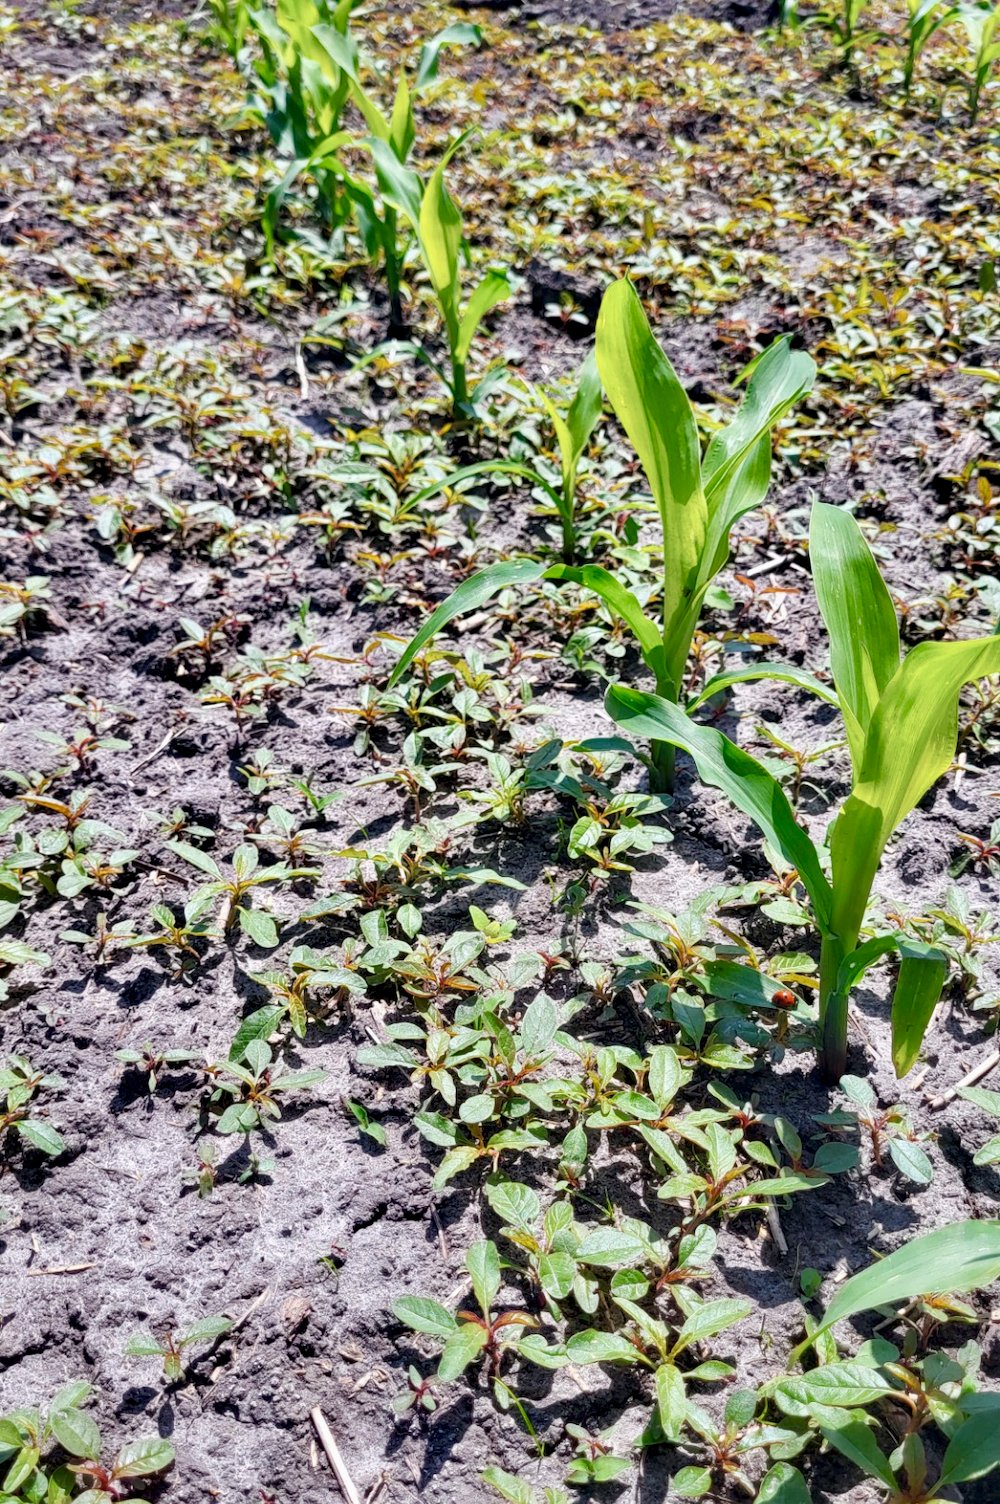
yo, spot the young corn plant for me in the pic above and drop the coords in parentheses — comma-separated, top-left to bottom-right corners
(393, 350, 603, 561)
(249, 0, 358, 251)
(961, 1, 1000, 121)
(903, 0, 958, 96)
(606, 502, 1000, 1080)
(323, 23, 481, 331)
(373, 142, 510, 416)
(388, 279, 817, 785)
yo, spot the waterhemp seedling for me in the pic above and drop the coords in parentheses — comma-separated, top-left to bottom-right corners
(388, 279, 819, 788)
(0, 1055, 64, 1159)
(0, 1380, 174, 1502)
(164, 840, 319, 948)
(816, 1074, 934, 1185)
(125, 1315, 232, 1381)
(206, 1039, 327, 1135)
(393, 1239, 539, 1405)
(607, 502, 1000, 1079)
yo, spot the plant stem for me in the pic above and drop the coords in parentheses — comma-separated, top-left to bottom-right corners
(649, 739, 676, 795)
(451, 359, 469, 417)
(818, 932, 848, 1082)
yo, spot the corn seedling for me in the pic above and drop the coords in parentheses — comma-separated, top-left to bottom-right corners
(248, 0, 359, 252)
(961, 1, 1000, 121)
(372, 142, 510, 415)
(606, 502, 1000, 1079)
(325, 22, 480, 331)
(903, 0, 958, 95)
(388, 280, 818, 785)
(394, 349, 603, 561)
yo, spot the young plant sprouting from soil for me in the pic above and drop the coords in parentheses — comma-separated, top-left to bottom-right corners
(387, 279, 818, 788)
(962, 1, 1000, 121)
(326, 21, 481, 332)
(0, 1055, 64, 1160)
(164, 840, 319, 949)
(124, 1315, 232, 1382)
(374, 143, 510, 415)
(903, 0, 958, 96)
(816, 1074, 934, 1185)
(563, 1287, 751, 1445)
(483, 1470, 568, 1504)
(392, 1239, 539, 1406)
(115, 1043, 201, 1094)
(394, 349, 603, 561)
(768, 1221, 1000, 1500)
(206, 1038, 327, 1135)
(607, 502, 1000, 1080)
(0, 1380, 175, 1502)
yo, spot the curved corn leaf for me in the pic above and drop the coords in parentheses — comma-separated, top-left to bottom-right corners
(687, 661, 839, 712)
(604, 685, 832, 927)
(890, 939, 947, 1077)
(795, 1219, 1000, 1359)
(809, 502, 899, 770)
(546, 563, 661, 665)
(387, 559, 548, 687)
(456, 269, 510, 363)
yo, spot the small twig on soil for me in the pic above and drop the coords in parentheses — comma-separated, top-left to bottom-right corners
(364, 1473, 388, 1504)
(25, 1262, 97, 1276)
(429, 1204, 448, 1259)
(294, 343, 310, 400)
(765, 1203, 788, 1256)
(230, 1286, 271, 1333)
(927, 1048, 1000, 1111)
(311, 1407, 363, 1504)
(130, 727, 179, 775)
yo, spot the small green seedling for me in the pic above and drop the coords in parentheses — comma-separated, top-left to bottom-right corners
(957, 1083, 1000, 1164)
(564, 1422, 630, 1484)
(165, 840, 320, 948)
(816, 1075, 934, 1186)
(0, 1379, 174, 1503)
(0, 1055, 64, 1159)
(393, 1239, 538, 1404)
(115, 1044, 201, 1094)
(125, 1316, 233, 1381)
(207, 1039, 327, 1135)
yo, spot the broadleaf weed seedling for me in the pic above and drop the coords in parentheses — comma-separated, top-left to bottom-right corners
(0, 1055, 65, 1160)
(125, 1315, 233, 1382)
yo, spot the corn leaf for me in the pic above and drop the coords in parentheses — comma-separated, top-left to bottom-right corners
(387, 559, 548, 687)
(604, 685, 833, 927)
(830, 634, 1000, 945)
(547, 564, 661, 664)
(419, 159, 463, 343)
(890, 940, 948, 1077)
(456, 269, 510, 363)
(797, 1219, 1000, 1358)
(809, 502, 899, 769)
(687, 662, 839, 712)
(596, 280, 704, 690)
